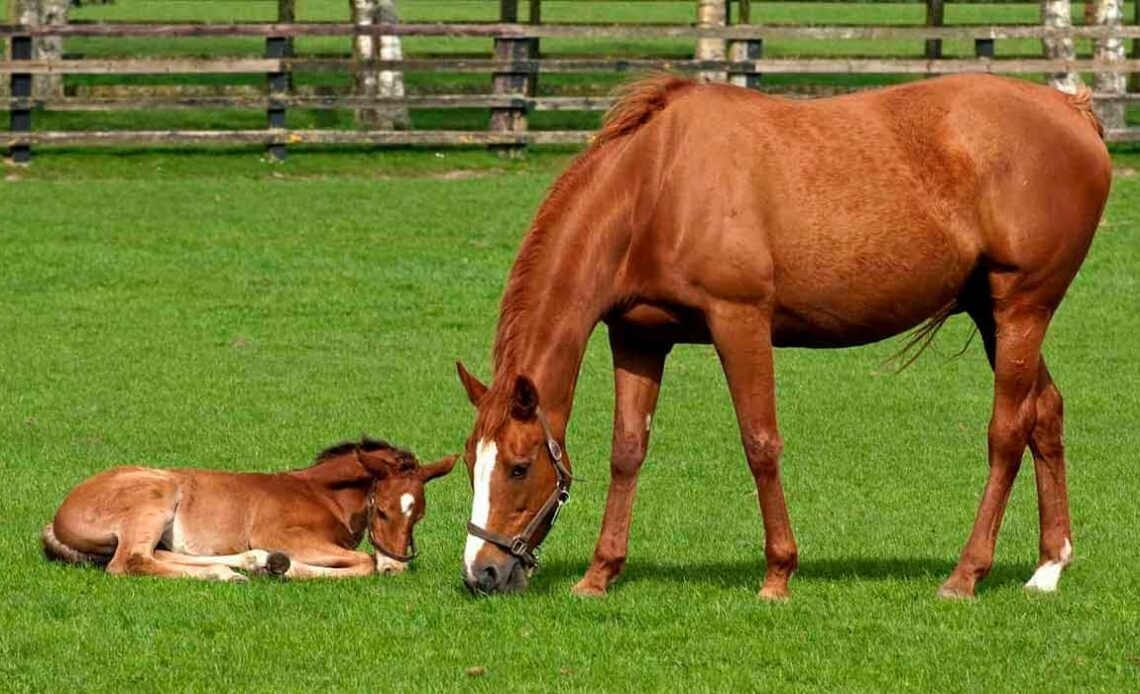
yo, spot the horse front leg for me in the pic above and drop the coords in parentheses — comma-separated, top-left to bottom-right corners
(571, 330, 669, 597)
(707, 302, 798, 600)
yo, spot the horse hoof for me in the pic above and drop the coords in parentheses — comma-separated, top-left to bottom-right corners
(570, 579, 607, 598)
(265, 552, 291, 577)
(758, 585, 791, 601)
(936, 581, 976, 600)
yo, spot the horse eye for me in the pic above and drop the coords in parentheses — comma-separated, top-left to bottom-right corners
(509, 464, 530, 480)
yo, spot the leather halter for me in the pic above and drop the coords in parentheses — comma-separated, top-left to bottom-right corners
(367, 491, 419, 564)
(466, 408, 572, 568)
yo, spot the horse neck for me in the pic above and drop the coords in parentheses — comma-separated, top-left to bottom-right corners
(491, 151, 632, 430)
(289, 455, 373, 521)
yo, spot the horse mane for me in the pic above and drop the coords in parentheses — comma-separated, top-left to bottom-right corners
(481, 74, 697, 438)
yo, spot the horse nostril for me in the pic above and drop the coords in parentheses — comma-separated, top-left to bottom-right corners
(477, 565, 499, 592)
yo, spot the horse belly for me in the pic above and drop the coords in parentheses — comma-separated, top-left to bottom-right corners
(769, 226, 977, 348)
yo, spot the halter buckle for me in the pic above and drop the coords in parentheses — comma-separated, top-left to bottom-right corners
(510, 537, 530, 557)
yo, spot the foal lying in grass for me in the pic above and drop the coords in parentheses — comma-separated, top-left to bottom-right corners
(42, 438, 457, 581)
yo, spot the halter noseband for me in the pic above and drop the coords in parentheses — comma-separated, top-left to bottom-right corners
(367, 491, 419, 564)
(465, 408, 572, 568)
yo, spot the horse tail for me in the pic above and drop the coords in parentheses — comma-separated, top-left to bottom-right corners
(1067, 84, 1105, 140)
(594, 73, 696, 147)
(884, 300, 962, 372)
(41, 523, 109, 566)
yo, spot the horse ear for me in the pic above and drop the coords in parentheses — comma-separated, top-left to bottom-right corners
(418, 454, 458, 482)
(456, 361, 488, 407)
(510, 375, 539, 421)
(355, 449, 390, 479)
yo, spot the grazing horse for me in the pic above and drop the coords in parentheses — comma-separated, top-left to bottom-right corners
(456, 74, 1110, 598)
(43, 438, 457, 581)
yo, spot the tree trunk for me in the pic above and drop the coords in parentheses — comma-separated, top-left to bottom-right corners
(1041, 0, 1080, 93)
(1093, 0, 1126, 131)
(696, 0, 727, 83)
(10, 0, 68, 99)
(350, 0, 410, 129)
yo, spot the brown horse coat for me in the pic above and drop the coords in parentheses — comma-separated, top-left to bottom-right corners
(457, 74, 1109, 597)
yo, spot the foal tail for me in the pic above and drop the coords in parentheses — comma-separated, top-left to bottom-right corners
(41, 524, 108, 566)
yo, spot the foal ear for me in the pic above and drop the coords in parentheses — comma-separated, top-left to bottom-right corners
(418, 454, 458, 482)
(456, 361, 488, 407)
(510, 375, 539, 421)
(355, 449, 390, 478)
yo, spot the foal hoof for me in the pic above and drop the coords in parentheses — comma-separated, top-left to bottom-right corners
(570, 578, 607, 598)
(264, 552, 291, 577)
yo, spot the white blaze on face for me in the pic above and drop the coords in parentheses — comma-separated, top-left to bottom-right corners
(400, 493, 415, 518)
(464, 439, 497, 581)
(1025, 538, 1073, 593)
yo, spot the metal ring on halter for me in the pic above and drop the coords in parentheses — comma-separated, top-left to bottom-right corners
(465, 407, 572, 568)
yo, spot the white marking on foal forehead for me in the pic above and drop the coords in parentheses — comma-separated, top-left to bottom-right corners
(400, 493, 415, 517)
(463, 439, 497, 580)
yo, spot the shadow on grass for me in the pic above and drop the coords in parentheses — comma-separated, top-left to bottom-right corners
(525, 555, 1030, 595)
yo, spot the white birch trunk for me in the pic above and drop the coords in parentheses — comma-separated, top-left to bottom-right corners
(350, 0, 409, 129)
(1042, 0, 1080, 93)
(10, 0, 68, 99)
(696, 0, 727, 83)
(1093, 0, 1126, 131)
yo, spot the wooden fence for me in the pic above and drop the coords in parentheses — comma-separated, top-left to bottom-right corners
(4, 10, 1140, 161)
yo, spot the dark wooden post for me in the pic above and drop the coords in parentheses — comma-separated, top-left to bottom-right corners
(266, 35, 289, 161)
(925, 0, 944, 60)
(975, 37, 995, 59)
(729, 0, 761, 88)
(9, 35, 33, 164)
(277, 0, 295, 91)
(490, 0, 531, 157)
(527, 0, 540, 97)
(1131, 0, 1140, 94)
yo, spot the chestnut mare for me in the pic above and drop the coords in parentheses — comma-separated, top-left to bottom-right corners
(456, 74, 1110, 598)
(43, 438, 456, 581)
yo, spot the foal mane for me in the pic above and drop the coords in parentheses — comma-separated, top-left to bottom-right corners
(481, 74, 695, 438)
(311, 437, 413, 467)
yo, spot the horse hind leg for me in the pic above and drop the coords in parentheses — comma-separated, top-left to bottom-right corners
(939, 300, 1052, 598)
(1024, 363, 1073, 592)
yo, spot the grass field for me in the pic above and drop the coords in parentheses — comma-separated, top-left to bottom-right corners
(1, 143, 1138, 691)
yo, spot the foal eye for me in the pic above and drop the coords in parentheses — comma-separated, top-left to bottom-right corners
(509, 464, 530, 480)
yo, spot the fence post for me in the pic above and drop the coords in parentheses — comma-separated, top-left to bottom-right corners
(8, 35, 33, 164)
(266, 35, 289, 162)
(1093, 0, 1126, 132)
(277, 0, 295, 91)
(489, 0, 531, 157)
(975, 37, 995, 59)
(925, 0, 943, 60)
(528, 0, 541, 97)
(729, 0, 761, 89)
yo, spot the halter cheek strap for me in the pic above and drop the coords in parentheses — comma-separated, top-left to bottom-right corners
(466, 408, 572, 569)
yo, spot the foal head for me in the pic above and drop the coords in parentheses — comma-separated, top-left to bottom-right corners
(456, 362, 572, 594)
(351, 440, 458, 574)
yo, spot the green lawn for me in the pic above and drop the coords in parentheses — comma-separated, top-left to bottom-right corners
(0, 146, 1138, 691)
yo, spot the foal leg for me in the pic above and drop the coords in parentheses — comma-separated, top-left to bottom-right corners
(707, 302, 797, 600)
(154, 549, 291, 576)
(279, 546, 376, 580)
(1024, 361, 1074, 592)
(107, 523, 245, 582)
(939, 302, 1051, 598)
(572, 331, 669, 597)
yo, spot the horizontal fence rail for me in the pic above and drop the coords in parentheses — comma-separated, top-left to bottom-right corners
(4, 19, 1140, 160)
